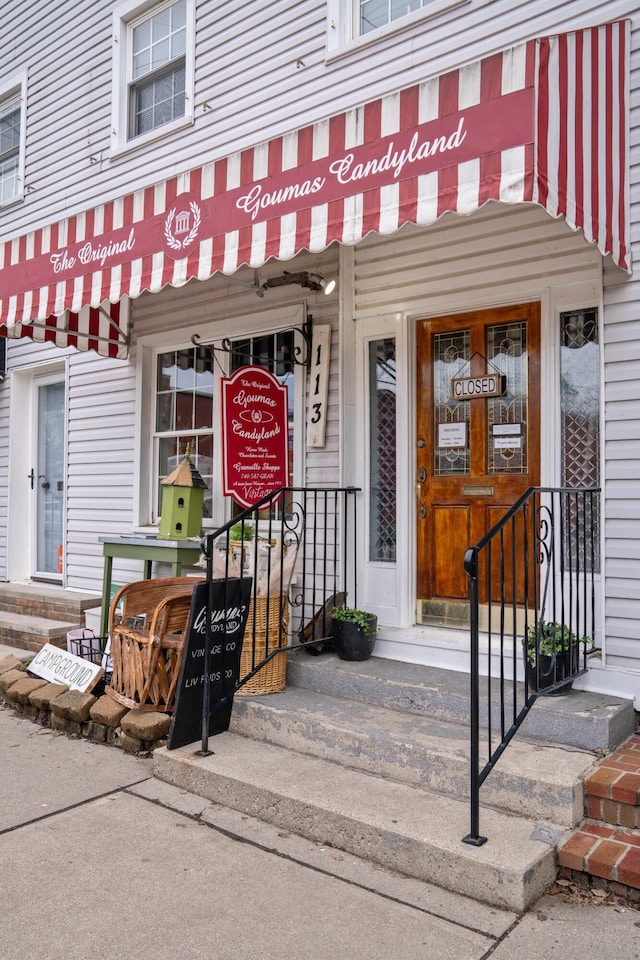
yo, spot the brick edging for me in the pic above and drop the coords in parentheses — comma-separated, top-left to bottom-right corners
(0, 655, 170, 754)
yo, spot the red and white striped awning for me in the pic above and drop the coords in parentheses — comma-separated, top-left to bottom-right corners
(0, 19, 629, 358)
(0, 301, 129, 359)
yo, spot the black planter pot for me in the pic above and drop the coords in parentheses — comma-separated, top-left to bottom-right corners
(331, 615, 377, 661)
(525, 650, 577, 695)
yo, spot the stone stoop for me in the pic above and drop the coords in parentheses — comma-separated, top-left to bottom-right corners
(558, 733, 640, 902)
(153, 652, 636, 914)
(0, 583, 102, 653)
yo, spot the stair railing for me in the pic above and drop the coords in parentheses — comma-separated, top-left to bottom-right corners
(198, 485, 360, 753)
(463, 485, 600, 845)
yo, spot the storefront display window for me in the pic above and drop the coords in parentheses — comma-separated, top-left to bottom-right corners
(155, 344, 214, 518)
(153, 330, 298, 525)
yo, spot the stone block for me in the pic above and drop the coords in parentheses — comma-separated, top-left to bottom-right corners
(50, 714, 83, 737)
(119, 732, 145, 754)
(0, 654, 27, 675)
(0, 668, 29, 695)
(49, 690, 96, 723)
(5, 677, 48, 704)
(29, 682, 69, 710)
(90, 695, 129, 729)
(50, 713, 72, 734)
(121, 710, 171, 742)
(85, 722, 109, 743)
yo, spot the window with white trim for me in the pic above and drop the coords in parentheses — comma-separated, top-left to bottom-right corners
(0, 74, 26, 206)
(151, 330, 299, 527)
(327, 0, 469, 53)
(360, 0, 433, 35)
(154, 343, 215, 519)
(112, 0, 194, 152)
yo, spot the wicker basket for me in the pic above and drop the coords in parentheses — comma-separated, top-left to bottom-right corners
(236, 593, 289, 696)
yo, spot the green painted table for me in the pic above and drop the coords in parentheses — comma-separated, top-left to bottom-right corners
(99, 535, 202, 636)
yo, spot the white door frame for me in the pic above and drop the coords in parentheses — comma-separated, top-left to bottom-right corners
(353, 313, 413, 628)
(8, 360, 68, 583)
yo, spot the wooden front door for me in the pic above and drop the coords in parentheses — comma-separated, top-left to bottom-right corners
(416, 303, 540, 613)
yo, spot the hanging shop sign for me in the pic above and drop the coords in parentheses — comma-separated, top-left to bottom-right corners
(221, 365, 290, 508)
(451, 374, 506, 400)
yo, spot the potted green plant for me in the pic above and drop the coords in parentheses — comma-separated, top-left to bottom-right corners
(331, 606, 378, 661)
(229, 520, 254, 542)
(525, 619, 592, 693)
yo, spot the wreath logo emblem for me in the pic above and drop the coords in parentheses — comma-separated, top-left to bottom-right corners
(163, 195, 206, 259)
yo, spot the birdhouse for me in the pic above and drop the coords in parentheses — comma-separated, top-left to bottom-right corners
(157, 453, 207, 540)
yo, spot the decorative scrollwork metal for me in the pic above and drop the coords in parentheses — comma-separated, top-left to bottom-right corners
(190, 320, 313, 369)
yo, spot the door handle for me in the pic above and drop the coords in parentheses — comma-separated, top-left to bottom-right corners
(28, 469, 35, 490)
(416, 467, 427, 518)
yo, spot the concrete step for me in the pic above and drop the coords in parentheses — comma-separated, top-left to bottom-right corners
(287, 653, 636, 752)
(0, 583, 101, 623)
(0, 611, 82, 654)
(154, 732, 560, 913)
(230, 686, 595, 826)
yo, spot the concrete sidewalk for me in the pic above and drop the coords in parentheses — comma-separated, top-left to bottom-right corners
(1, 705, 640, 960)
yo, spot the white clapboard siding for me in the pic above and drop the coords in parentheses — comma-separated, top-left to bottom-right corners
(353, 204, 602, 318)
(65, 349, 137, 591)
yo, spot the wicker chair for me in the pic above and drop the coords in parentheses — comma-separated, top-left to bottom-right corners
(105, 577, 201, 713)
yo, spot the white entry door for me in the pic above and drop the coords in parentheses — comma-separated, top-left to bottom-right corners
(32, 377, 65, 579)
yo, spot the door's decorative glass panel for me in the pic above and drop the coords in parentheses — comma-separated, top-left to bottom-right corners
(369, 338, 396, 561)
(433, 329, 470, 476)
(561, 308, 600, 571)
(487, 321, 528, 474)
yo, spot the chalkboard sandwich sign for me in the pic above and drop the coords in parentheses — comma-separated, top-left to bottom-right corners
(167, 577, 253, 750)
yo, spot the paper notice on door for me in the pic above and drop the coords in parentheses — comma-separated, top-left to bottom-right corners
(494, 436, 522, 449)
(493, 423, 521, 436)
(438, 422, 467, 448)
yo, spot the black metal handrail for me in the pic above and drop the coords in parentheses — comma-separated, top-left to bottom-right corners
(198, 485, 360, 753)
(463, 485, 600, 845)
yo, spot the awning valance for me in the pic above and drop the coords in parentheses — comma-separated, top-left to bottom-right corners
(0, 301, 129, 359)
(0, 19, 629, 357)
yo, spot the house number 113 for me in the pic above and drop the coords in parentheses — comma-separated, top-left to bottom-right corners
(306, 323, 331, 448)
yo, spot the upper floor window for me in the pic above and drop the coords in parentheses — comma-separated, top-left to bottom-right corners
(360, 0, 431, 35)
(327, 0, 469, 55)
(131, 0, 186, 138)
(0, 73, 27, 206)
(111, 0, 194, 153)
